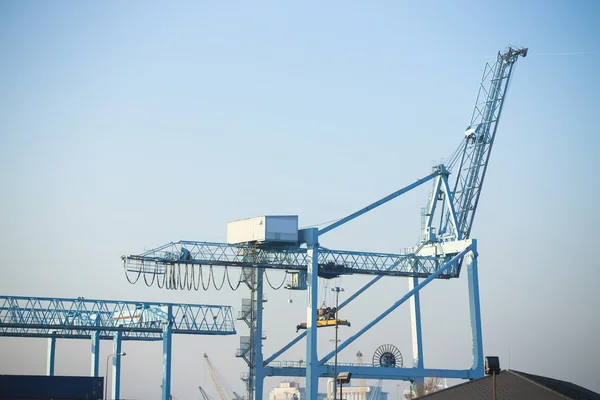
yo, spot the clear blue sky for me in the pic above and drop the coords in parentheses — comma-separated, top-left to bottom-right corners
(1, 1, 598, 399)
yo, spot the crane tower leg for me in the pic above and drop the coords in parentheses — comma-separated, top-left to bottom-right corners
(466, 240, 484, 377)
(409, 275, 425, 389)
(303, 228, 320, 400)
(112, 331, 123, 400)
(91, 331, 100, 377)
(162, 306, 173, 400)
(46, 336, 56, 376)
(253, 269, 265, 400)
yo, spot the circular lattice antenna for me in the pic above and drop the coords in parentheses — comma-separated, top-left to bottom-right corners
(372, 344, 403, 368)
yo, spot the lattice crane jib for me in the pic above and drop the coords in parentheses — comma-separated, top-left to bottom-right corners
(122, 241, 461, 281)
(204, 353, 227, 400)
(204, 353, 243, 400)
(435, 47, 528, 241)
(0, 296, 236, 339)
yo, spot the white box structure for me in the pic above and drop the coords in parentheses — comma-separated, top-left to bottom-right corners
(227, 216, 298, 244)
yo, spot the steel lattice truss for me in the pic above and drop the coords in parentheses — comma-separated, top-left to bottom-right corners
(122, 240, 462, 279)
(443, 48, 528, 240)
(0, 296, 236, 340)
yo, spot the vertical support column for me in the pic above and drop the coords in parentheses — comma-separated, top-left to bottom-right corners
(162, 305, 173, 400)
(409, 276, 424, 369)
(466, 240, 484, 377)
(303, 228, 320, 400)
(409, 275, 425, 393)
(91, 330, 100, 377)
(46, 335, 56, 376)
(253, 269, 264, 400)
(112, 331, 123, 400)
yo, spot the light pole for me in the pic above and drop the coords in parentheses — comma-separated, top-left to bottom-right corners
(331, 287, 344, 400)
(105, 352, 126, 400)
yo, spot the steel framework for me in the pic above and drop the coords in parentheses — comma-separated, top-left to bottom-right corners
(122, 47, 527, 399)
(0, 295, 235, 400)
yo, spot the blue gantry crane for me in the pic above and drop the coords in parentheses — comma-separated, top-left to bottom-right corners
(122, 47, 527, 400)
(0, 295, 236, 400)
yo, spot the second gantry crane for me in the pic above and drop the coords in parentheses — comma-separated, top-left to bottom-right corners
(123, 47, 528, 400)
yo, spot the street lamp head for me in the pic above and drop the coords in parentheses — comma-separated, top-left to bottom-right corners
(119, 352, 127, 357)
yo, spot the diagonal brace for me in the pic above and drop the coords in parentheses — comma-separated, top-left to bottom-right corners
(263, 260, 401, 366)
(319, 245, 473, 365)
(319, 171, 438, 235)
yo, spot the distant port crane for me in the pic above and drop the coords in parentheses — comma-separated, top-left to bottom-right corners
(204, 353, 244, 400)
(123, 47, 527, 400)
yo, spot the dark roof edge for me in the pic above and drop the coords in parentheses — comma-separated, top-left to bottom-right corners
(505, 370, 571, 400)
(415, 375, 492, 399)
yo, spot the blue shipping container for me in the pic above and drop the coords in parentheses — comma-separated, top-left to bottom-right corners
(0, 375, 103, 399)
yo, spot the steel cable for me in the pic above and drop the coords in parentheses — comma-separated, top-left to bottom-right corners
(264, 270, 288, 290)
(211, 266, 227, 290)
(193, 265, 201, 291)
(128, 260, 289, 292)
(200, 265, 212, 291)
(123, 261, 142, 285)
(165, 265, 173, 290)
(226, 267, 243, 291)
(156, 263, 166, 289)
(143, 263, 158, 287)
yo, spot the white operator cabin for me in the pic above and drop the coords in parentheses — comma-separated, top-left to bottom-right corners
(227, 215, 299, 245)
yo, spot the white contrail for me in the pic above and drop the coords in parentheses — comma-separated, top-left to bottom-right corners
(531, 51, 596, 56)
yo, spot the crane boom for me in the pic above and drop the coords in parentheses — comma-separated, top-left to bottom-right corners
(204, 353, 228, 400)
(443, 47, 527, 239)
(123, 239, 463, 279)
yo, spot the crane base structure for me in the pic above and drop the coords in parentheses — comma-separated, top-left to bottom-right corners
(0, 295, 236, 400)
(122, 47, 527, 399)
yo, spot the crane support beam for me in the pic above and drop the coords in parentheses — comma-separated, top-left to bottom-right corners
(253, 269, 265, 400)
(263, 261, 398, 366)
(304, 228, 320, 400)
(111, 330, 123, 400)
(46, 336, 56, 376)
(466, 242, 484, 377)
(162, 305, 173, 400)
(319, 171, 438, 235)
(123, 242, 459, 279)
(319, 245, 472, 365)
(91, 330, 100, 376)
(264, 365, 476, 380)
(0, 296, 236, 340)
(409, 274, 424, 371)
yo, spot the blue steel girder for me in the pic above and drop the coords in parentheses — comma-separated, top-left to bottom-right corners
(123, 241, 462, 279)
(0, 296, 236, 340)
(263, 363, 477, 381)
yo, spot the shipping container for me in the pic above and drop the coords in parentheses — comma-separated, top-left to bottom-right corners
(0, 375, 103, 399)
(227, 216, 298, 244)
